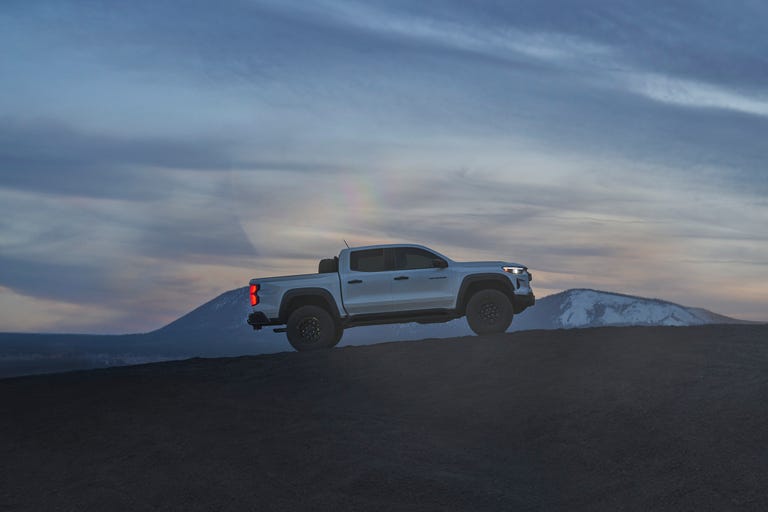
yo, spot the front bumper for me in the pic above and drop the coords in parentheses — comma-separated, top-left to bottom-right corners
(513, 292, 535, 313)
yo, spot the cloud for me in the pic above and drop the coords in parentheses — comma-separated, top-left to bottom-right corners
(625, 73, 768, 118)
(0, 118, 353, 200)
(134, 195, 257, 261)
(295, 0, 615, 68)
(0, 119, 239, 198)
(0, 254, 113, 305)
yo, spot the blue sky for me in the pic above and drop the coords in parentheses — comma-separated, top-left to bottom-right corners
(1, 0, 766, 333)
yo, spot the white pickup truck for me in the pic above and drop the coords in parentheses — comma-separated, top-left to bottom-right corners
(247, 244, 535, 351)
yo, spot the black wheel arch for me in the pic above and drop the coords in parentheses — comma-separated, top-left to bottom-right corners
(457, 274, 516, 314)
(279, 288, 342, 323)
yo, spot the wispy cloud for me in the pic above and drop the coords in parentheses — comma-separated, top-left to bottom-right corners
(0, 119, 240, 198)
(624, 73, 768, 118)
(304, 0, 614, 67)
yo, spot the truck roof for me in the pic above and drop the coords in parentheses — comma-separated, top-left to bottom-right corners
(340, 243, 453, 261)
(342, 243, 438, 252)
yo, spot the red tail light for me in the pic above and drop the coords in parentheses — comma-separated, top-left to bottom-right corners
(249, 284, 260, 306)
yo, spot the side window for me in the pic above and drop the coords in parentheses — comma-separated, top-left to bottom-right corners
(395, 248, 444, 270)
(350, 249, 388, 272)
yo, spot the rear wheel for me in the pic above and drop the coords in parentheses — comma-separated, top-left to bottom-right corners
(286, 305, 341, 351)
(466, 289, 513, 335)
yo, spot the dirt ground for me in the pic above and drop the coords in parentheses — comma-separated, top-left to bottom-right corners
(2, 324, 767, 511)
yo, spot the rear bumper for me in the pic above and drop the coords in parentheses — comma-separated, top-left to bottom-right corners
(513, 292, 535, 313)
(247, 311, 282, 330)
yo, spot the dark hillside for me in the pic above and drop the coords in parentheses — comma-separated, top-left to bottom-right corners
(2, 325, 768, 511)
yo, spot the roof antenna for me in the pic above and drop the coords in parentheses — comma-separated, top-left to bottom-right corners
(343, 239, 350, 249)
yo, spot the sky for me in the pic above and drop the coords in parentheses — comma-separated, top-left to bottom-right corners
(1, 0, 767, 334)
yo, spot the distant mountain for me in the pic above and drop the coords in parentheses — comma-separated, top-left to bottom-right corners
(152, 287, 256, 342)
(0, 287, 753, 378)
(509, 288, 749, 331)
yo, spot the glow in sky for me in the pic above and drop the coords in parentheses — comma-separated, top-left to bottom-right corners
(1, 0, 766, 333)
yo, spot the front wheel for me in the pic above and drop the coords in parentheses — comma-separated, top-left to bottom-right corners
(286, 305, 341, 351)
(466, 289, 513, 335)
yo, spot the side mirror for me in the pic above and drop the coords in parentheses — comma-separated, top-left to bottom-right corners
(432, 259, 448, 269)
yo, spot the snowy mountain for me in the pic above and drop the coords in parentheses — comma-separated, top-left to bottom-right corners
(155, 287, 253, 338)
(509, 288, 747, 331)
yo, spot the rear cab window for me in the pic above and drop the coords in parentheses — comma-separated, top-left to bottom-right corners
(350, 248, 390, 272)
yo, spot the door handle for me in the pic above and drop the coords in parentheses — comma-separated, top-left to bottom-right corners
(348, 279, 363, 284)
(393, 276, 409, 281)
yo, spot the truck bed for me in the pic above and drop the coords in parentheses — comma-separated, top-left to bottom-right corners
(253, 273, 336, 284)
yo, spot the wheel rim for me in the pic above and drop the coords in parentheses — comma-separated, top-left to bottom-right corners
(297, 317, 322, 343)
(479, 302, 500, 324)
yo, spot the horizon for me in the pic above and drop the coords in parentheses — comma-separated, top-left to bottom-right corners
(1, 1, 767, 334)
(2, 286, 756, 337)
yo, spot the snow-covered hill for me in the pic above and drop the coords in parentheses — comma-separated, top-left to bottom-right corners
(156, 287, 252, 336)
(510, 289, 747, 331)
(562, 289, 702, 327)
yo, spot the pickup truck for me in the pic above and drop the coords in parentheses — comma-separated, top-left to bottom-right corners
(247, 244, 534, 351)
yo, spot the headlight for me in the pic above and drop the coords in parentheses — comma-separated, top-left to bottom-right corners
(502, 266, 527, 275)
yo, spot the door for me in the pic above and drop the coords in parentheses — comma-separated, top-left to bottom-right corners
(341, 248, 401, 314)
(390, 247, 455, 311)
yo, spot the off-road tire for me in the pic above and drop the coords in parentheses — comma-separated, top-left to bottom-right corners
(466, 289, 513, 335)
(286, 305, 340, 351)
